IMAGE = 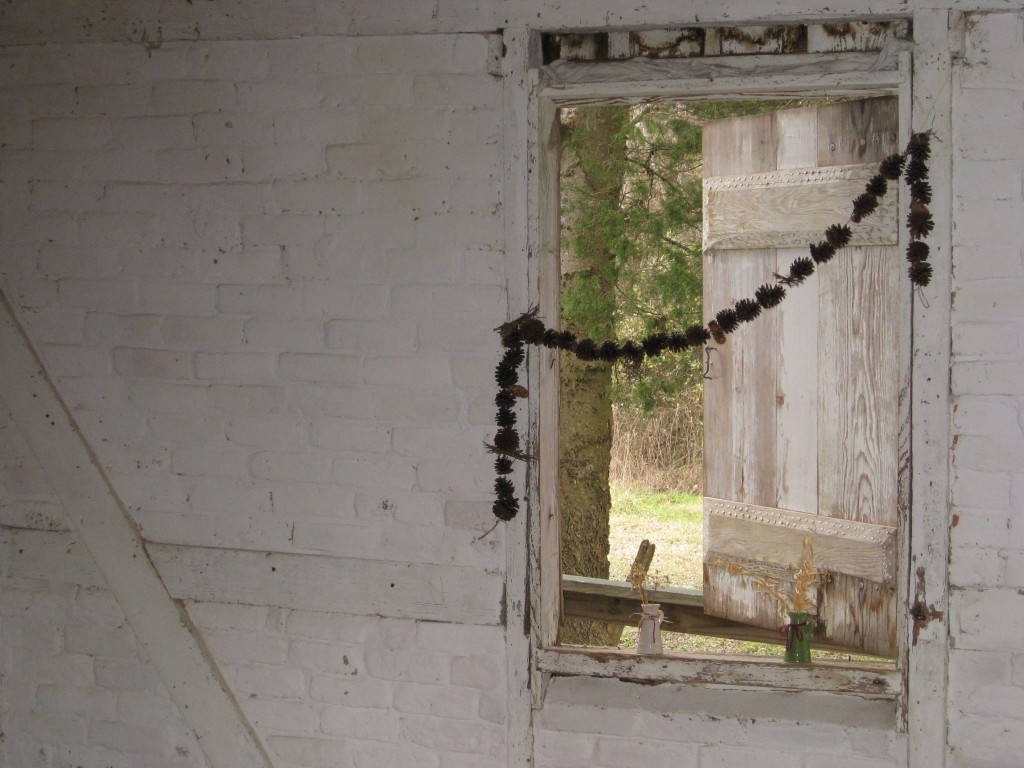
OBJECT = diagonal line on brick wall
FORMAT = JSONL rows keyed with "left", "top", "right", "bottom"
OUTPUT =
{"left": 0, "top": 285, "right": 274, "bottom": 768}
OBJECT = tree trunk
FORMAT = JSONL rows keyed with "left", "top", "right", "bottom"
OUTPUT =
{"left": 558, "top": 107, "right": 628, "bottom": 646}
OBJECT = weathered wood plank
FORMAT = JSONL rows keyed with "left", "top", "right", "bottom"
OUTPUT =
{"left": 703, "top": 164, "right": 899, "bottom": 251}
{"left": 536, "top": 647, "right": 900, "bottom": 697}
{"left": 817, "top": 245, "right": 900, "bottom": 526}
{"left": 148, "top": 543, "right": 504, "bottom": 626}
{"left": 705, "top": 498, "right": 897, "bottom": 582}
{"left": 702, "top": 99, "right": 902, "bottom": 657}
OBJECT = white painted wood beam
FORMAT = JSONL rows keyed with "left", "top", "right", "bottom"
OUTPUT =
{"left": 0, "top": 288, "right": 273, "bottom": 768}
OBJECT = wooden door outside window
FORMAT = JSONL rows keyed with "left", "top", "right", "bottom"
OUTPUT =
{"left": 702, "top": 98, "right": 904, "bottom": 657}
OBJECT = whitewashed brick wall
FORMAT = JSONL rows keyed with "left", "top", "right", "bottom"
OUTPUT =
{"left": 947, "top": 10, "right": 1024, "bottom": 768}
{"left": 3, "top": 3, "right": 1024, "bottom": 768}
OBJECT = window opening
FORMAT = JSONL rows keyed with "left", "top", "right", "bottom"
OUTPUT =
{"left": 551, "top": 97, "right": 906, "bottom": 663}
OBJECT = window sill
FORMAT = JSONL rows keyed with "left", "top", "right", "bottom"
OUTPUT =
{"left": 536, "top": 646, "right": 901, "bottom": 698}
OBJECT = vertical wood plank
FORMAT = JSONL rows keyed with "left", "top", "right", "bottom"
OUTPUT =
{"left": 503, "top": 28, "right": 537, "bottom": 768}
{"left": 775, "top": 246, "right": 819, "bottom": 514}
{"left": 818, "top": 245, "right": 900, "bottom": 527}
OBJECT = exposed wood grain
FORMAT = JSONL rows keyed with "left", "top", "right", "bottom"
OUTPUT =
{"left": 705, "top": 499, "right": 897, "bottom": 581}
{"left": 818, "top": 245, "right": 900, "bottom": 526}
{"left": 704, "top": 164, "right": 899, "bottom": 251}
{"left": 148, "top": 544, "right": 504, "bottom": 626}
{"left": 536, "top": 647, "right": 900, "bottom": 697}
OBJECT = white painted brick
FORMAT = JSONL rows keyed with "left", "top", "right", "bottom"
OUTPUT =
{"left": 233, "top": 664, "right": 308, "bottom": 699}
{"left": 185, "top": 600, "right": 268, "bottom": 631}
{"left": 185, "top": 43, "right": 271, "bottom": 81}
{"left": 241, "top": 697, "right": 319, "bottom": 735}
{"left": 262, "top": 482, "right": 356, "bottom": 520}
{"left": 952, "top": 321, "right": 1021, "bottom": 359}
{"left": 225, "top": 413, "right": 307, "bottom": 449}
{"left": 17, "top": 305, "right": 86, "bottom": 344}
{"left": 288, "top": 638, "right": 360, "bottom": 675}
{"left": 115, "top": 689, "right": 180, "bottom": 725}
{"left": 241, "top": 317, "right": 325, "bottom": 350}
{"left": 289, "top": 519, "right": 383, "bottom": 556}
{"left": 949, "top": 547, "right": 1005, "bottom": 587}
{"left": 208, "top": 383, "right": 288, "bottom": 412}
{"left": 351, "top": 741, "right": 441, "bottom": 768}
{"left": 950, "top": 510, "right": 1012, "bottom": 549}
{"left": 40, "top": 343, "right": 114, "bottom": 378}
{"left": 94, "top": 659, "right": 163, "bottom": 693}
{"left": 310, "top": 418, "right": 391, "bottom": 452}
{"left": 324, "top": 318, "right": 417, "bottom": 353}
{"left": 593, "top": 737, "right": 698, "bottom": 767}
{"left": 363, "top": 246, "right": 462, "bottom": 283}
{"left": 1002, "top": 549, "right": 1024, "bottom": 586}
{"left": 138, "top": 280, "right": 218, "bottom": 315}
{"left": 320, "top": 704, "right": 399, "bottom": 741}
{"left": 28, "top": 180, "right": 106, "bottom": 212}
{"left": 331, "top": 453, "right": 416, "bottom": 489}
{"left": 202, "top": 628, "right": 290, "bottom": 665}
{"left": 151, "top": 80, "right": 237, "bottom": 115}
{"left": 952, "top": 588, "right": 1024, "bottom": 651}
{"left": 267, "top": 735, "right": 351, "bottom": 768}
{"left": 161, "top": 315, "right": 246, "bottom": 347}
{"left": 113, "top": 115, "right": 196, "bottom": 148}
{"left": 250, "top": 451, "right": 333, "bottom": 483}
{"left": 302, "top": 281, "right": 390, "bottom": 317}
{"left": 399, "top": 714, "right": 503, "bottom": 757}
{"left": 279, "top": 352, "right": 362, "bottom": 385}
{"left": 217, "top": 283, "right": 304, "bottom": 314}
{"left": 84, "top": 313, "right": 163, "bottom": 345}
{"left": 392, "top": 681, "right": 480, "bottom": 719}
{"left": 309, "top": 673, "right": 392, "bottom": 708}
{"left": 449, "top": 654, "right": 501, "bottom": 691}
{"left": 948, "top": 714, "right": 1024, "bottom": 765}
{"left": 153, "top": 147, "right": 244, "bottom": 183}
{"left": 373, "top": 389, "right": 459, "bottom": 423}
{"left": 195, "top": 351, "right": 278, "bottom": 380}
{"left": 147, "top": 411, "right": 225, "bottom": 448}
{"left": 111, "top": 346, "right": 191, "bottom": 379}
{"left": 188, "top": 478, "right": 273, "bottom": 516}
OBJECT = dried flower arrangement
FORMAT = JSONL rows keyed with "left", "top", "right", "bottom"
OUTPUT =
{"left": 486, "top": 132, "right": 934, "bottom": 522}
{"left": 721, "top": 537, "right": 826, "bottom": 617}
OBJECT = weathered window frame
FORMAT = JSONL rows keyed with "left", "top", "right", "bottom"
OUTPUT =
{"left": 502, "top": 15, "right": 952, "bottom": 761}
{"left": 527, "top": 31, "right": 915, "bottom": 695}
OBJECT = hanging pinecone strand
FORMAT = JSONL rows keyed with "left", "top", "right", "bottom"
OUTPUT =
{"left": 755, "top": 283, "right": 786, "bottom": 309}
{"left": 556, "top": 331, "right": 577, "bottom": 351}
{"left": 541, "top": 329, "right": 560, "bottom": 348}
{"left": 495, "top": 360, "right": 518, "bottom": 388}
{"left": 734, "top": 298, "right": 762, "bottom": 323}
{"left": 777, "top": 256, "right": 815, "bottom": 286}
{"left": 910, "top": 180, "right": 932, "bottom": 205}
{"left": 684, "top": 324, "right": 711, "bottom": 347}
{"left": 598, "top": 340, "right": 620, "bottom": 362}
{"left": 825, "top": 223, "right": 853, "bottom": 248}
{"left": 641, "top": 333, "right": 669, "bottom": 357}
{"left": 851, "top": 193, "right": 879, "bottom": 223}
{"left": 907, "top": 131, "right": 931, "bottom": 162}
{"left": 909, "top": 261, "right": 933, "bottom": 287}
{"left": 518, "top": 316, "right": 546, "bottom": 345}
{"left": 879, "top": 153, "right": 906, "bottom": 180}
{"left": 715, "top": 308, "right": 740, "bottom": 335}
{"left": 575, "top": 338, "right": 598, "bottom": 361}
{"left": 906, "top": 241, "right": 930, "bottom": 263}
{"left": 495, "top": 389, "right": 515, "bottom": 408}
{"left": 492, "top": 426, "right": 520, "bottom": 454}
{"left": 708, "top": 320, "right": 727, "bottom": 345}
{"left": 666, "top": 332, "right": 690, "bottom": 352}
{"left": 492, "top": 496, "right": 518, "bottom": 521}
{"left": 908, "top": 202, "right": 934, "bottom": 239}
{"left": 810, "top": 241, "right": 836, "bottom": 264}
{"left": 619, "top": 340, "right": 645, "bottom": 366}
{"left": 904, "top": 159, "right": 929, "bottom": 185}
{"left": 494, "top": 456, "right": 514, "bottom": 475}
{"left": 866, "top": 174, "right": 888, "bottom": 197}
{"left": 496, "top": 407, "right": 516, "bottom": 428}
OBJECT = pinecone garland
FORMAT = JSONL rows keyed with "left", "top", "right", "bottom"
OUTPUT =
{"left": 708, "top": 320, "right": 727, "bottom": 345}
{"left": 641, "top": 333, "right": 669, "bottom": 357}
{"left": 851, "top": 193, "right": 879, "bottom": 223}
{"left": 907, "top": 132, "right": 931, "bottom": 162}
{"left": 575, "top": 338, "right": 598, "bottom": 360}
{"left": 684, "top": 324, "right": 711, "bottom": 346}
{"left": 494, "top": 456, "right": 514, "bottom": 475}
{"left": 879, "top": 154, "right": 906, "bottom": 180}
{"left": 906, "top": 241, "right": 930, "bottom": 263}
{"left": 810, "top": 241, "right": 837, "bottom": 264}
{"left": 866, "top": 175, "right": 888, "bottom": 197}
{"left": 755, "top": 283, "right": 786, "bottom": 309}
{"left": 904, "top": 159, "right": 929, "bottom": 184}
{"left": 715, "top": 308, "right": 740, "bottom": 334}
{"left": 735, "top": 298, "right": 762, "bottom": 322}
{"left": 825, "top": 223, "right": 853, "bottom": 248}
{"left": 492, "top": 497, "right": 519, "bottom": 520}
{"left": 909, "top": 261, "right": 933, "bottom": 287}
{"left": 496, "top": 407, "right": 516, "bottom": 427}
{"left": 908, "top": 202, "right": 935, "bottom": 239}
{"left": 910, "top": 180, "right": 932, "bottom": 205}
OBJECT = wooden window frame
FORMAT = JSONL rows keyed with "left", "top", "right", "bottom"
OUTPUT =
{"left": 513, "top": 33, "right": 940, "bottom": 714}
